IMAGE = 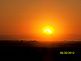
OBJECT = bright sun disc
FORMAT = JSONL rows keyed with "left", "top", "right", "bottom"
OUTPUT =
{"left": 43, "top": 28, "right": 52, "bottom": 34}
{"left": 42, "top": 25, "right": 54, "bottom": 35}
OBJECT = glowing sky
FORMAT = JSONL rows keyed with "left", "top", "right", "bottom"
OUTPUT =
{"left": 0, "top": 0, "right": 81, "bottom": 41}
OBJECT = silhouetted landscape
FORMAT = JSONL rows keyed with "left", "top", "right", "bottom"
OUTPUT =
{"left": 0, "top": 40, "right": 81, "bottom": 61}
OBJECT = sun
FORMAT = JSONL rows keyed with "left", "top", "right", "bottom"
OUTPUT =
{"left": 43, "top": 28, "right": 52, "bottom": 34}
{"left": 42, "top": 25, "right": 54, "bottom": 35}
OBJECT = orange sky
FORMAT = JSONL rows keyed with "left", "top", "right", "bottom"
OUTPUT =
{"left": 0, "top": 0, "right": 81, "bottom": 41}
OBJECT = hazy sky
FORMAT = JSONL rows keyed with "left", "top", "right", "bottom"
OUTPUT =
{"left": 0, "top": 0, "right": 81, "bottom": 41}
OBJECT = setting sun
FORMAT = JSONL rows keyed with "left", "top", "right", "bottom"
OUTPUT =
{"left": 43, "top": 28, "right": 52, "bottom": 34}
{"left": 42, "top": 25, "right": 54, "bottom": 36}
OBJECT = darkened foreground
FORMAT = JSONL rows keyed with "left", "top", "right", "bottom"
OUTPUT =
{"left": 0, "top": 40, "right": 81, "bottom": 61}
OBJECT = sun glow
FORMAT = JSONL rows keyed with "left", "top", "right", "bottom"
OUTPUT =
{"left": 42, "top": 25, "right": 55, "bottom": 36}
{"left": 44, "top": 28, "right": 52, "bottom": 34}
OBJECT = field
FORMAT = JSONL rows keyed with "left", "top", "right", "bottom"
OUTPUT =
{"left": 0, "top": 40, "right": 81, "bottom": 61}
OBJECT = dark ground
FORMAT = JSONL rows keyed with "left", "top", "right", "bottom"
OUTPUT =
{"left": 0, "top": 40, "right": 81, "bottom": 61}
